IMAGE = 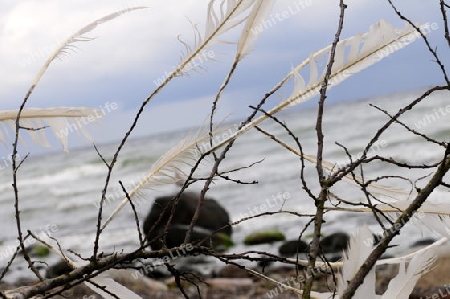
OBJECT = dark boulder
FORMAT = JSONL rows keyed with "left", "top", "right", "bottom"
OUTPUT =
{"left": 46, "top": 259, "right": 72, "bottom": 278}
{"left": 156, "top": 225, "right": 231, "bottom": 251}
{"left": 278, "top": 239, "right": 309, "bottom": 257}
{"left": 319, "top": 232, "right": 350, "bottom": 254}
{"left": 143, "top": 192, "right": 232, "bottom": 250}
{"left": 411, "top": 238, "right": 435, "bottom": 248}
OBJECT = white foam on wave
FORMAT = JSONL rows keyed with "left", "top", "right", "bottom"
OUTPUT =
{"left": 18, "top": 164, "right": 105, "bottom": 187}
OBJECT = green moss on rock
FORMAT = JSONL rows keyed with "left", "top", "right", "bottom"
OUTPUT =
{"left": 213, "top": 233, "right": 234, "bottom": 251}
{"left": 33, "top": 244, "right": 50, "bottom": 257}
{"left": 244, "top": 230, "right": 286, "bottom": 246}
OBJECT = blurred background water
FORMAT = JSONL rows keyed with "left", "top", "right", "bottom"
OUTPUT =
{"left": 0, "top": 88, "right": 449, "bottom": 281}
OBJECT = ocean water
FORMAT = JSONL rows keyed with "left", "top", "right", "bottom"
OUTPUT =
{"left": 0, "top": 88, "right": 449, "bottom": 281}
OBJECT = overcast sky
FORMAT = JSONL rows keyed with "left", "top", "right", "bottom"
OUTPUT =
{"left": 0, "top": 0, "right": 448, "bottom": 155}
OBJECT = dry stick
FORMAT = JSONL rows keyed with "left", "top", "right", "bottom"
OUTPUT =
{"left": 183, "top": 83, "right": 276, "bottom": 243}
{"left": 440, "top": 0, "right": 450, "bottom": 47}
{"left": 183, "top": 137, "right": 232, "bottom": 244}
{"left": 209, "top": 59, "right": 239, "bottom": 161}
{"left": 194, "top": 209, "right": 314, "bottom": 252}
{"left": 370, "top": 103, "right": 446, "bottom": 147}
{"left": 342, "top": 146, "right": 450, "bottom": 298}
{"left": 6, "top": 245, "right": 207, "bottom": 299}
{"left": 93, "top": 0, "right": 249, "bottom": 257}
{"left": 334, "top": 142, "right": 395, "bottom": 229}
{"left": 253, "top": 126, "right": 323, "bottom": 201}
{"left": 158, "top": 142, "right": 231, "bottom": 247}
{"left": 302, "top": 2, "right": 346, "bottom": 299}
{"left": 250, "top": 105, "right": 316, "bottom": 201}
{"left": 155, "top": 130, "right": 250, "bottom": 248}
{"left": 118, "top": 181, "right": 144, "bottom": 246}
{"left": 387, "top": 0, "right": 450, "bottom": 85}
{"left": 12, "top": 100, "right": 44, "bottom": 282}
{"left": 364, "top": 155, "right": 440, "bottom": 169}
{"left": 331, "top": 86, "right": 449, "bottom": 184}
{"left": 209, "top": 1, "right": 283, "bottom": 157}
{"left": 165, "top": 264, "right": 191, "bottom": 299}
{"left": 211, "top": 233, "right": 446, "bottom": 273}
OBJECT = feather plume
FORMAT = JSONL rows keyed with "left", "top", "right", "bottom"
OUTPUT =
{"left": 288, "top": 20, "right": 429, "bottom": 106}
{"left": 236, "top": 0, "right": 276, "bottom": 59}
{"left": 381, "top": 248, "right": 435, "bottom": 299}
{"left": 329, "top": 200, "right": 450, "bottom": 238}
{"left": 0, "top": 107, "right": 101, "bottom": 152}
{"left": 176, "top": 0, "right": 255, "bottom": 75}
{"left": 204, "top": 0, "right": 254, "bottom": 40}
{"left": 101, "top": 127, "right": 227, "bottom": 230}
{"left": 376, "top": 237, "right": 446, "bottom": 266}
{"left": 209, "top": 0, "right": 276, "bottom": 129}
{"left": 333, "top": 200, "right": 450, "bottom": 216}
{"left": 335, "top": 225, "right": 436, "bottom": 299}
{"left": 387, "top": 203, "right": 450, "bottom": 239}
{"left": 337, "top": 225, "right": 376, "bottom": 298}
{"left": 210, "top": 19, "right": 429, "bottom": 152}
{"left": 29, "top": 7, "right": 146, "bottom": 95}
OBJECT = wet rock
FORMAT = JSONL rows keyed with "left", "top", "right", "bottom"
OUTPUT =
{"left": 278, "top": 239, "right": 309, "bottom": 257}
{"left": 46, "top": 259, "right": 72, "bottom": 278}
{"left": 153, "top": 225, "right": 232, "bottom": 252}
{"left": 319, "top": 232, "right": 349, "bottom": 253}
{"left": 143, "top": 192, "right": 232, "bottom": 250}
{"left": 411, "top": 238, "right": 435, "bottom": 248}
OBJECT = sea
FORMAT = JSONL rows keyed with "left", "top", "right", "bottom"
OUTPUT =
{"left": 0, "top": 87, "right": 449, "bottom": 282}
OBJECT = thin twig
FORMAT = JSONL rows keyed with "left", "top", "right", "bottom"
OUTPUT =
{"left": 303, "top": 2, "right": 346, "bottom": 298}
{"left": 387, "top": 0, "right": 449, "bottom": 84}
{"left": 119, "top": 181, "right": 144, "bottom": 246}
{"left": 440, "top": 0, "right": 450, "bottom": 47}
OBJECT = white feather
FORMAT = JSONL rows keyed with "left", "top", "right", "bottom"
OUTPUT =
{"left": 178, "top": 0, "right": 255, "bottom": 75}
{"left": 368, "top": 201, "right": 450, "bottom": 216}
{"left": 381, "top": 247, "right": 435, "bottom": 299}
{"left": 205, "top": 0, "right": 253, "bottom": 38}
{"left": 86, "top": 277, "right": 143, "bottom": 299}
{"left": 351, "top": 201, "right": 450, "bottom": 238}
{"left": 288, "top": 20, "right": 429, "bottom": 106}
{"left": 236, "top": 0, "right": 276, "bottom": 59}
{"left": 0, "top": 107, "right": 101, "bottom": 152}
{"left": 210, "top": 19, "right": 427, "bottom": 152}
{"left": 376, "top": 237, "right": 446, "bottom": 266}
{"left": 30, "top": 7, "right": 146, "bottom": 93}
{"left": 338, "top": 225, "right": 376, "bottom": 298}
